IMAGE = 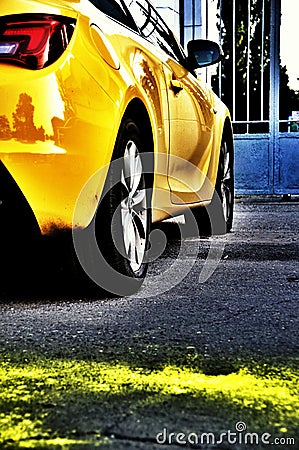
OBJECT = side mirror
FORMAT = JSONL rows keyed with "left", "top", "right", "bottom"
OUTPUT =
{"left": 187, "top": 39, "right": 222, "bottom": 69}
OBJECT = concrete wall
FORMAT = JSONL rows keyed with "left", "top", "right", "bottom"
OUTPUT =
{"left": 153, "top": 0, "right": 180, "bottom": 38}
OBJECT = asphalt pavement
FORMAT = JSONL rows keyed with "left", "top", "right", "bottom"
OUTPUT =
{"left": 0, "top": 196, "right": 298, "bottom": 449}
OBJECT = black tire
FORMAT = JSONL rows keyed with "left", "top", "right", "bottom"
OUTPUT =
{"left": 192, "top": 133, "right": 234, "bottom": 235}
{"left": 95, "top": 117, "right": 151, "bottom": 295}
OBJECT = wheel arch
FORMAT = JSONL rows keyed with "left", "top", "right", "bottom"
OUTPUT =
{"left": 222, "top": 116, "right": 235, "bottom": 193}
{"left": 120, "top": 98, "right": 155, "bottom": 188}
{"left": 222, "top": 116, "right": 234, "bottom": 156}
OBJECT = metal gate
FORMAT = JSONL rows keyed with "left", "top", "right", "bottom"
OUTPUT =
{"left": 227, "top": 0, "right": 299, "bottom": 195}
{"left": 158, "top": 0, "right": 299, "bottom": 195}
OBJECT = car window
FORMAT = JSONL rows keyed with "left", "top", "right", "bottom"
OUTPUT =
{"left": 126, "top": 0, "right": 185, "bottom": 62}
{"left": 89, "top": 0, "right": 137, "bottom": 30}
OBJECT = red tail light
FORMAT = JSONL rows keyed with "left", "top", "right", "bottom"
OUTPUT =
{"left": 0, "top": 14, "right": 76, "bottom": 69}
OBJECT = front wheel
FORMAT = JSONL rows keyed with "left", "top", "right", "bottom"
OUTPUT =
{"left": 192, "top": 134, "right": 234, "bottom": 235}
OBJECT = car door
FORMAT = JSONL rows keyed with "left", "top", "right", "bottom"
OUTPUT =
{"left": 163, "top": 57, "right": 216, "bottom": 204}
{"left": 126, "top": 0, "right": 216, "bottom": 205}
{"left": 125, "top": 0, "right": 215, "bottom": 204}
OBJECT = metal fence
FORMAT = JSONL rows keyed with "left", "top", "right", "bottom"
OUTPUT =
{"left": 213, "top": 0, "right": 299, "bottom": 193}
{"left": 156, "top": 0, "right": 299, "bottom": 193}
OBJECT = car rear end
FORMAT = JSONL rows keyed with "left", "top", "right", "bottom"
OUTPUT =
{"left": 0, "top": 0, "right": 118, "bottom": 242}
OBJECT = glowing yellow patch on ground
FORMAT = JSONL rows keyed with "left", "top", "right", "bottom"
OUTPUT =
{"left": 0, "top": 358, "right": 297, "bottom": 447}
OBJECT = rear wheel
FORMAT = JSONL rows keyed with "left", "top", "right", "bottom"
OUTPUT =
{"left": 95, "top": 118, "right": 151, "bottom": 294}
{"left": 192, "top": 133, "right": 234, "bottom": 235}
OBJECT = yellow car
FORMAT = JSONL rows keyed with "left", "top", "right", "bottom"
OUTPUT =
{"left": 0, "top": 0, "right": 234, "bottom": 294}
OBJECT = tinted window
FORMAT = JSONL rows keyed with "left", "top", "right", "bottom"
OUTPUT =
{"left": 89, "top": 0, "right": 137, "bottom": 30}
{"left": 126, "top": 0, "right": 184, "bottom": 62}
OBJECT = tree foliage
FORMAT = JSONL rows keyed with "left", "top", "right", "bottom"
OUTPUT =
{"left": 212, "top": 0, "right": 299, "bottom": 131}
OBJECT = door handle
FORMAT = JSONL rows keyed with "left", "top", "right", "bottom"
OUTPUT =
{"left": 170, "top": 79, "right": 183, "bottom": 94}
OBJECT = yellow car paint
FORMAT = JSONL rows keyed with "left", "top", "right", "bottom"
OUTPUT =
{"left": 0, "top": 0, "right": 231, "bottom": 234}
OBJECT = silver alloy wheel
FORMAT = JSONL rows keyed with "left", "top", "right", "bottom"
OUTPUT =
{"left": 120, "top": 140, "right": 147, "bottom": 273}
{"left": 220, "top": 141, "right": 233, "bottom": 223}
